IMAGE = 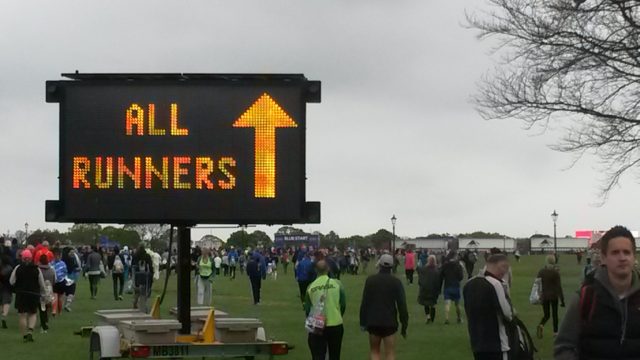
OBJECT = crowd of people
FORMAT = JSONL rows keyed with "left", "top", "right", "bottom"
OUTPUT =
{"left": 1, "top": 225, "right": 637, "bottom": 360}
{"left": 0, "top": 238, "right": 161, "bottom": 341}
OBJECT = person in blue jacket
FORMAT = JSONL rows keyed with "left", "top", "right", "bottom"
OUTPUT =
{"left": 295, "top": 252, "right": 316, "bottom": 303}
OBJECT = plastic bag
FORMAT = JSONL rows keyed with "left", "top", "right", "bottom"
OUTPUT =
{"left": 305, "top": 297, "right": 326, "bottom": 335}
{"left": 529, "top": 278, "right": 542, "bottom": 305}
{"left": 305, "top": 278, "right": 331, "bottom": 334}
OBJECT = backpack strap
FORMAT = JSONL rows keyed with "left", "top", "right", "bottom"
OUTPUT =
{"left": 515, "top": 316, "right": 538, "bottom": 355}
{"left": 579, "top": 284, "right": 597, "bottom": 324}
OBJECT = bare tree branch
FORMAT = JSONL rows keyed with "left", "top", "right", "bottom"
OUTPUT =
{"left": 468, "top": 0, "right": 640, "bottom": 201}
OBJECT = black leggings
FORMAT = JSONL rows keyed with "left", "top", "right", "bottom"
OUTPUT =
{"left": 424, "top": 305, "right": 436, "bottom": 321}
{"left": 308, "top": 324, "right": 343, "bottom": 360}
{"left": 39, "top": 305, "right": 49, "bottom": 330}
{"left": 540, "top": 299, "right": 559, "bottom": 332}
{"left": 405, "top": 269, "right": 414, "bottom": 284}
{"left": 89, "top": 275, "right": 101, "bottom": 298}
{"left": 250, "top": 277, "right": 261, "bottom": 304}
{"left": 298, "top": 281, "right": 312, "bottom": 303}
{"left": 112, "top": 273, "right": 124, "bottom": 299}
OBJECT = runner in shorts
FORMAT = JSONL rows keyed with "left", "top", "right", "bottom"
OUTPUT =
{"left": 360, "top": 254, "right": 409, "bottom": 360}
{"left": 440, "top": 251, "right": 464, "bottom": 324}
{"left": 51, "top": 248, "right": 68, "bottom": 315}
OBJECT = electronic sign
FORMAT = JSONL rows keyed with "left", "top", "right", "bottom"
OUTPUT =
{"left": 45, "top": 74, "right": 321, "bottom": 225}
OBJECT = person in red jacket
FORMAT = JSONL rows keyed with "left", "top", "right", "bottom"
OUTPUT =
{"left": 404, "top": 249, "right": 416, "bottom": 285}
{"left": 33, "top": 241, "right": 54, "bottom": 266}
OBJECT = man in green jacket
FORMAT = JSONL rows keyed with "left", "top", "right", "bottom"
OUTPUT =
{"left": 304, "top": 259, "right": 346, "bottom": 360}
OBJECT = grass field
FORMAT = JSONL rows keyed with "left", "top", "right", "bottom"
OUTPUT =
{"left": 0, "top": 254, "right": 584, "bottom": 359}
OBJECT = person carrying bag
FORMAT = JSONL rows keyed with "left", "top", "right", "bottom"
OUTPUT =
{"left": 303, "top": 259, "right": 346, "bottom": 360}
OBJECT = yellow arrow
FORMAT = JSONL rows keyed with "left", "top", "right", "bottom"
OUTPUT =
{"left": 233, "top": 93, "right": 298, "bottom": 198}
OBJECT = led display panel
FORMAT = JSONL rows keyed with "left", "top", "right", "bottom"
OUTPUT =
{"left": 46, "top": 74, "right": 320, "bottom": 224}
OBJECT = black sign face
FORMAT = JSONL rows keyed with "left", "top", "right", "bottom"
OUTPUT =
{"left": 46, "top": 74, "right": 320, "bottom": 224}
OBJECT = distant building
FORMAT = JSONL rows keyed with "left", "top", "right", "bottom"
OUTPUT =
{"left": 399, "top": 237, "right": 451, "bottom": 251}
{"left": 531, "top": 237, "right": 588, "bottom": 253}
{"left": 195, "top": 235, "right": 224, "bottom": 250}
{"left": 458, "top": 238, "right": 516, "bottom": 252}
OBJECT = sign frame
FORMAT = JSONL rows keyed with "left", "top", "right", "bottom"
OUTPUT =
{"left": 45, "top": 73, "right": 321, "bottom": 225}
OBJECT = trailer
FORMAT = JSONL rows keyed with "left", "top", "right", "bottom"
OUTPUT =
{"left": 87, "top": 305, "right": 290, "bottom": 360}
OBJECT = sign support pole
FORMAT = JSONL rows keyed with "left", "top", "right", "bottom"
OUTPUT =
{"left": 177, "top": 225, "right": 192, "bottom": 334}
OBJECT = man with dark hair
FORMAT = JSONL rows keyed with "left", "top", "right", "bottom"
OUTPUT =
{"left": 555, "top": 225, "right": 640, "bottom": 360}
{"left": 463, "top": 254, "right": 513, "bottom": 360}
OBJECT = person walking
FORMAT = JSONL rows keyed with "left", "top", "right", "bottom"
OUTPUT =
{"left": 196, "top": 247, "right": 214, "bottom": 306}
{"left": 246, "top": 254, "right": 263, "bottom": 305}
{"left": 440, "top": 251, "right": 464, "bottom": 324}
{"left": 304, "top": 260, "right": 346, "bottom": 360}
{"left": 131, "top": 245, "right": 154, "bottom": 313}
{"left": 463, "top": 253, "right": 513, "bottom": 360}
{"left": 463, "top": 250, "right": 478, "bottom": 278}
{"left": 418, "top": 255, "right": 441, "bottom": 324}
{"left": 108, "top": 247, "right": 125, "bottom": 301}
{"left": 51, "top": 248, "right": 68, "bottom": 315}
{"left": 536, "top": 255, "right": 564, "bottom": 339}
{"left": 85, "top": 246, "right": 104, "bottom": 299}
{"left": 282, "top": 251, "right": 290, "bottom": 275}
{"left": 228, "top": 247, "right": 238, "bottom": 280}
{"left": 404, "top": 249, "right": 416, "bottom": 285}
{"left": 37, "top": 254, "right": 55, "bottom": 332}
{"left": 360, "top": 254, "right": 408, "bottom": 360}
{"left": 361, "top": 250, "right": 370, "bottom": 275}
{"left": 213, "top": 252, "right": 222, "bottom": 276}
{"left": 0, "top": 250, "right": 14, "bottom": 328}
{"left": 555, "top": 226, "right": 640, "bottom": 360}
{"left": 33, "top": 241, "right": 53, "bottom": 266}
{"left": 61, "top": 247, "right": 80, "bottom": 311}
{"left": 296, "top": 252, "right": 316, "bottom": 303}
{"left": 10, "top": 250, "right": 45, "bottom": 342}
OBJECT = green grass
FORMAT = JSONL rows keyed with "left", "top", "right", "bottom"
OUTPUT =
{"left": 0, "top": 255, "right": 583, "bottom": 359}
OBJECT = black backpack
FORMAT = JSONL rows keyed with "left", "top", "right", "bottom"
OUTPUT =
{"left": 507, "top": 316, "right": 537, "bottom": 360}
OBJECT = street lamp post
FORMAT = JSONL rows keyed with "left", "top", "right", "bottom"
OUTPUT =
{"left": 551, "top": 210, "right": 559, "bottom": 261}
{"left": 24, "top": 222, "right": 29, "bottom": 244}
{"left": 391, "top": 215, "right": 397, "bottom": 255}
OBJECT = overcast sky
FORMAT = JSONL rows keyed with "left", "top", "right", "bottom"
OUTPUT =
{"left": 1, "top": 0, "right": 638, "bottom": 242}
